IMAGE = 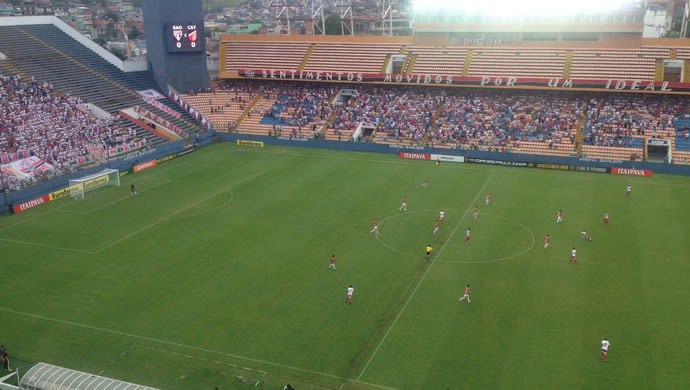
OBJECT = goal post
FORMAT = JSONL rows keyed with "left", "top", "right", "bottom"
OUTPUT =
{"left": 69, "top": 168, "right": 120, "bottom": 199}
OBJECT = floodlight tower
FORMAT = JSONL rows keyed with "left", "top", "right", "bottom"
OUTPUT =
{"left": 268, "top": 0, "right": 292, "bottom": 34}
{"left": 302, "top": 0, "right": 326, "bottom": 35}
{"left": 682, "top": 0, "right": 690, "bottom": 37}
{"left": 376, "top": 0, "right": 394, "bottom": 36}
{"left": 333, "top": 0, "right": 355, "bottom": 35}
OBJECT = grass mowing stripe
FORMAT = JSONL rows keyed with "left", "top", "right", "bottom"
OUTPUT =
{"left": 95, "top": 170, "right": 266, "bottom": 253}
{"left": 356, "top": 169, "right": 496, "bottom": 380}
{"left": 0, "top": 306, "right": 399, "bottom": 390}
{"left": 0, "top": 306, "right": 343, "bottom": 382}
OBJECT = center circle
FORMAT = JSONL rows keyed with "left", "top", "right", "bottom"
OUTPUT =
{"left": 376, "top": 209, "right": 535, "bottom": 264}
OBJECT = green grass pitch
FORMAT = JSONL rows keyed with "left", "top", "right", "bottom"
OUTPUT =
{"left": 1, "top": 143, "right": 690, "bottom": 389}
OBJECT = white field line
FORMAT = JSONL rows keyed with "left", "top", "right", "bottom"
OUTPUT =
{"left": 0, "top": 198, "right": 75, "bottom": 233}
{"left": 58, "top": 179, "right": 172, "bottom": 215}
{"left": 131, "top": 344, "right": 268, "bottom": 375}
{"left": 357, "top": 170, "right": 496, "bottom": 380}
{"left": 0, "top": 173, "right": 261, "bottom": 255}
{"left": 374, "top": 208, "right": 460, "bottom": 260}
{"left": 94, "top": 170, "right": 266, "bottom": 253}
{"left": 437, "top": 213, "right": 536, "bottom": 264}
{"left": 0, "top": 237, "right": 94, "bottom": 254}
{"left": 0, "top": 306, "right": 397, "bottom": 390}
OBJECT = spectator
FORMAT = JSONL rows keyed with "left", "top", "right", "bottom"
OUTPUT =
{"left": 1, "top": 72, "right": 143, "bottom": 192}
{"left": 0, "top": 345, "right": 9, "bottom": 372}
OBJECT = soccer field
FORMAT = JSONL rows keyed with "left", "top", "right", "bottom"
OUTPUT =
{"left": 1, "top": 143, "right": 689, "bottom": 390}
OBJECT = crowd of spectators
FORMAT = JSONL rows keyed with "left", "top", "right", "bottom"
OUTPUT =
{"left": 203, "top": 81, "right": 690, "bottom": 152}
{"left": 584, "top": 95, "right": 690, "bottom": 147}
{"left": 204, "top": 80, "right": 336, "bottom": 138}
{"left": 263, "top": 84, "right": 335, "bottom": 129}
{"left": 0, "top": 73, "right": 141, "bottom": 192}
{"left": 332, "top": 87, "right": 442, "bottom": 143}
{"left": 432, "top": 91, "right": 583, "bottom": 150}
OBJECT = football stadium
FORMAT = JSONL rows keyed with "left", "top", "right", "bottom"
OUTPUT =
{"left": 1, "top": 0, "right": 690, "bottom": 389}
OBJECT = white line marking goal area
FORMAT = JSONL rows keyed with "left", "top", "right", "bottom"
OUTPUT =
{"left": 0, "top": 171, "right": 265, "bottom": 255}
{"left": 357, "top": 170, "right": 496, "bottom": 380}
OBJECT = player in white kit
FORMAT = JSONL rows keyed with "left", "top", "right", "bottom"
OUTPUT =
{"left": 601, "top": 338, "right": 610, "bottom": 362}
{"left": 346, "top": 285, "right": 354, "bottom": 304}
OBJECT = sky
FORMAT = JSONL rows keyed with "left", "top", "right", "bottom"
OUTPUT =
{"left": 412, "top": 0, "right": 639, "bottom": 16}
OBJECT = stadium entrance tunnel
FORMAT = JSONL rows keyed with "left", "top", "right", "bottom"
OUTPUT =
{"left": 19, "top": 362, "right": 159, "bottom": 390}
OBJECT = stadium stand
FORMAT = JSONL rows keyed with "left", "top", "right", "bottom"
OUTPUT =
{"left": 583, "top": 95, "right": 689, "bottom": 155}
{"left": 220, "top": 36, "right": 683, "bottom": 83}
{"left": 0, "top": 24, "right": 202, "bottom": 138}
{"left": 569, "top": 49, "right": 656, "bottom": 80}
{"left": 224, "top": 41, "right": 312, "bottom": 71}
{"left": 192, "top": 78, "right": 690, "bottom": 164}
{"left": 467, "top": 48, "right": 567, "bottom": 78}
{"left": 673, "top": 118, "right": 690, "bottom": 163}
{"left": 433, "top": 90, "right": 582, "bottom": 156}
{"left": 406, "top": 46, "right": 467, "bottom": 76}
{"left": 0, "top": 23, "right": 213, "bottom": 193}
{"left": 303, "top": 42, "right": 402, "bottom": 73}
{"left": 0, "top": 73, "right": 146, "bottom": 191}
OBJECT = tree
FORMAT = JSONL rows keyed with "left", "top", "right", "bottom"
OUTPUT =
{"left": 128, "top": 26, "right": 141, "bottom": 40}
{"left": 103, "top": 23, "right": 117, "bottom": 41}
{"left": 105, "top": 12, "right": 119, "bottom": 22}
{"left": 324, "top": 13, "right": 342, "bottom": 35}
{"left": 110, "top": 47, "right": 127, "bottom": 61}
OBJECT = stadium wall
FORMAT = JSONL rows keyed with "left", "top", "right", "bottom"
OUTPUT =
{"left": 217, "top": 133, "right": 690, "bottom": 175}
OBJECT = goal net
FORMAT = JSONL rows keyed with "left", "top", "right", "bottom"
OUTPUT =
{"left": 69, "top": 168, "right": 120, "bottom": 199}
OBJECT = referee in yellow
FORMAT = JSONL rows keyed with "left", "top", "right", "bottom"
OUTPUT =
{"left": 425, "top": 244, "right": 433, "bottom": 261}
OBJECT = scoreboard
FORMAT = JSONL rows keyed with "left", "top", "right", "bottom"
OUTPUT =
{"left": 144, "top": 0, "right": 209, "bottom": 92}
{"left": 166, "top": 23, "right": 202, "bottom": 52}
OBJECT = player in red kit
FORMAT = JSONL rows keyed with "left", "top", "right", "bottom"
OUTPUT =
{"left": 399, "top": 196, "right": 408, "bottom": 212}
{"left": 556, "top": 209, "right": 563, "bottom": 224}
{"left": 472, "top": 207, "right": 479, "bottom": 220}
{"left": 432, "top": 219, "right": 440, "bottom": 235}
{"left": 370, "top": 218, "right": 380, "bottom": 235}
{"left": 328, "top": 254, "right": 336, "bottom": 271}
{"left": 422, "top": 176, "right": 429, "bottom": 188}
{"left": 544, "top": 234, "right": 550, "bottom": 248}
{"left": 458, "top": 284, "right": 472, "bottom": 303}
{"left": 485, "top": 193, "right": 492, "bottom": 206}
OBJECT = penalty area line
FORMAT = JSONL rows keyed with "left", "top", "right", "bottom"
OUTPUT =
{"left": 0, "top": 237, "right": 95, "bottom": 255}
{"left": 95, "top": 170, "right": 266, "bottom": 253}
{"left": 356, "top": 169, "right": 496, "bottom": 381}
